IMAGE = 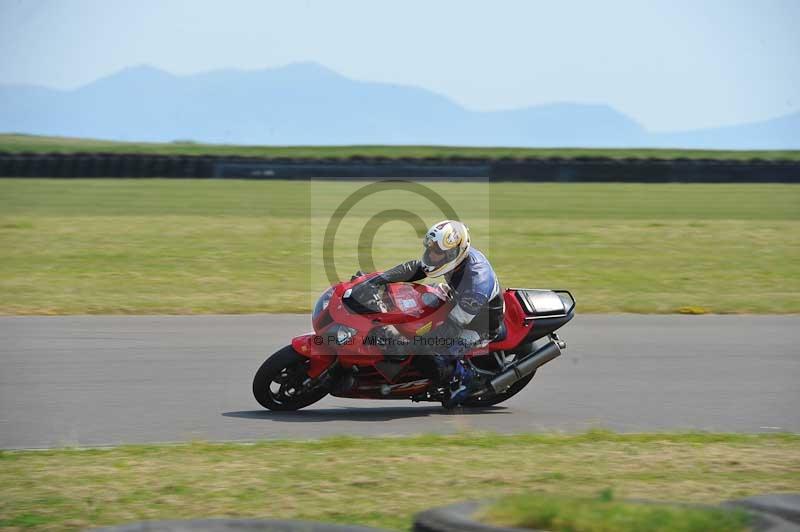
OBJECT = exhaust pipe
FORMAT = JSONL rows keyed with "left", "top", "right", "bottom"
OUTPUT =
{"left": 489, "top": 340, "right": 562, "bottom": 393}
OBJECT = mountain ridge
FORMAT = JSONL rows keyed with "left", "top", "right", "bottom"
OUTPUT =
{"left": 1, "top": 62, "right": 797, "bottom": 149}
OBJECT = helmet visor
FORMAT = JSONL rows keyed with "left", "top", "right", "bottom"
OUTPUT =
{"left": 422, "top": 236, "right": 459, "bottom": 270}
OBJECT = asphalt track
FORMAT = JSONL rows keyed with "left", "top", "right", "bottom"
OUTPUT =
{"left": 1, "top": 314, "right": 798, "bottom": 449}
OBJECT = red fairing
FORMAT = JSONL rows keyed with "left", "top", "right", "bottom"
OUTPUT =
{"left": 291, "top": 334, "right": 335, "bottom": 378}
{"left": 485, "top": 291, "right": 533, "bottom": 352}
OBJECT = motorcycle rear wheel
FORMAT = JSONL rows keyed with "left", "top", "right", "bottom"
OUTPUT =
{"left": 253, "top": 345, "right": 329, "bottom": 411}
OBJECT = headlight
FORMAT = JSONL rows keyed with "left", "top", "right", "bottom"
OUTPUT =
{"left": 312, "top": 287, "right": 334, "bottom": 322}
{"left": 335, "top": 325, "right": 357, "bottom": 345}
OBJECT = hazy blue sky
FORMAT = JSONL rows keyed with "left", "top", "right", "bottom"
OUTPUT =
{"left": 1, "top": 0, "right": 798, "bottom": 131}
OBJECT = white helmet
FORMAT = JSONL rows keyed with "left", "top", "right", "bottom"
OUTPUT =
{"left": 421, "top": 220, "right": 470, "bottom": 277}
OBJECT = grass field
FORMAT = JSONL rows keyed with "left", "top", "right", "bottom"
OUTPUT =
{"left": 1, "top": 179, "right": 798, "bottom": 314}
{"left": 2, "top": 133, "right": 800, "bottom": 160}
{"left": 0, "top": 432, "right": 797, "bottom": 531}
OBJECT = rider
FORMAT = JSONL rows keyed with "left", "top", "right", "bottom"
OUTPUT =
{"left": 352, "top": 220, "right": 504, "bottom": 407}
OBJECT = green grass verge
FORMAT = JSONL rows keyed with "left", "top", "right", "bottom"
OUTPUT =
{"left": 0, "top": 432, "right": 797, "bottom": 531}
{"left": 2, "top": 133, "right": 800, "bottom": 160}
{"left": 477, "top": 491, "right": 751, "bottom": 531}
{"left": 1, "top": 179, "right": 798, "bottom": 314}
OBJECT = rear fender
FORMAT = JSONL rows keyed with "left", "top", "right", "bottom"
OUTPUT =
{"left": 291, "top": 333, "right": 336, "bottom": 378}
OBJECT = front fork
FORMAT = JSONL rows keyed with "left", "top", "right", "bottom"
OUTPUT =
{"left": 301, "top": 359, "right": 340, "bottom": 393}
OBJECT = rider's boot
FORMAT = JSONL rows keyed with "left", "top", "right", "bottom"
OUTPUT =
{"left": 441, "top": 359, "right": 477, "bottom": 409}
{"left": 432, "top": 355, "right": 455, "bottom": 382}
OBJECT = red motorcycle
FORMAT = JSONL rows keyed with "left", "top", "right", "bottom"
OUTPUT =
{"left": 253, "top": 274, "right": 575, "bottom": 410}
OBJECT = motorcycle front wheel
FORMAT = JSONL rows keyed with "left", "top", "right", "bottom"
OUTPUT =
{"left": 252, "top": 345, "right": 329, "bottom": 411}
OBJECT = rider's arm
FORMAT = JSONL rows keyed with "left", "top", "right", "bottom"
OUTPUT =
{"left": 372, "top": 259, "right": 426, "bottom": 284}
{"left": 421, "top": 289, "right": 487, "bottom": 342}
{"left": 351, "top": 260, "right": 426, "bottom": 305}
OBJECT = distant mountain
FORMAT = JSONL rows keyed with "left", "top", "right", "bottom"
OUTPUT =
{"left": 1, "top": 62, "right": 797, "bottom": 148}
{"left": 654, "top": 111, "right": 800, "bottom": 150}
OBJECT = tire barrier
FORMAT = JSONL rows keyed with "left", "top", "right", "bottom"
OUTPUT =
{"left": 413, "top": 501, "right": 521, "bottom": 532}
{"left": 726, "top": 494, "right": 800, "bottom": 528}
{"left": 412, "top": 495, "right": 800, "bottom": 532}
{"left": 490, "top": 157, "right": 800, "bottom": 183}
{"left": 1, "top": 153, "right": 799, "bottom": 182}
{"left": 90, "top": 518, "right": 389, "bottom": 531}
{"left": 83, "top": 494, "right": 800, "bottom": 531}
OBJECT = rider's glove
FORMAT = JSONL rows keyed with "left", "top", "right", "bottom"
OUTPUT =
{"left": 350, "top": 275, "right": 386, "bottom": 308}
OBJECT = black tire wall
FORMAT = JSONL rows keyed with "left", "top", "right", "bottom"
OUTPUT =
{"left": 1, "top": 153, "right": 798, "bottom": 182}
